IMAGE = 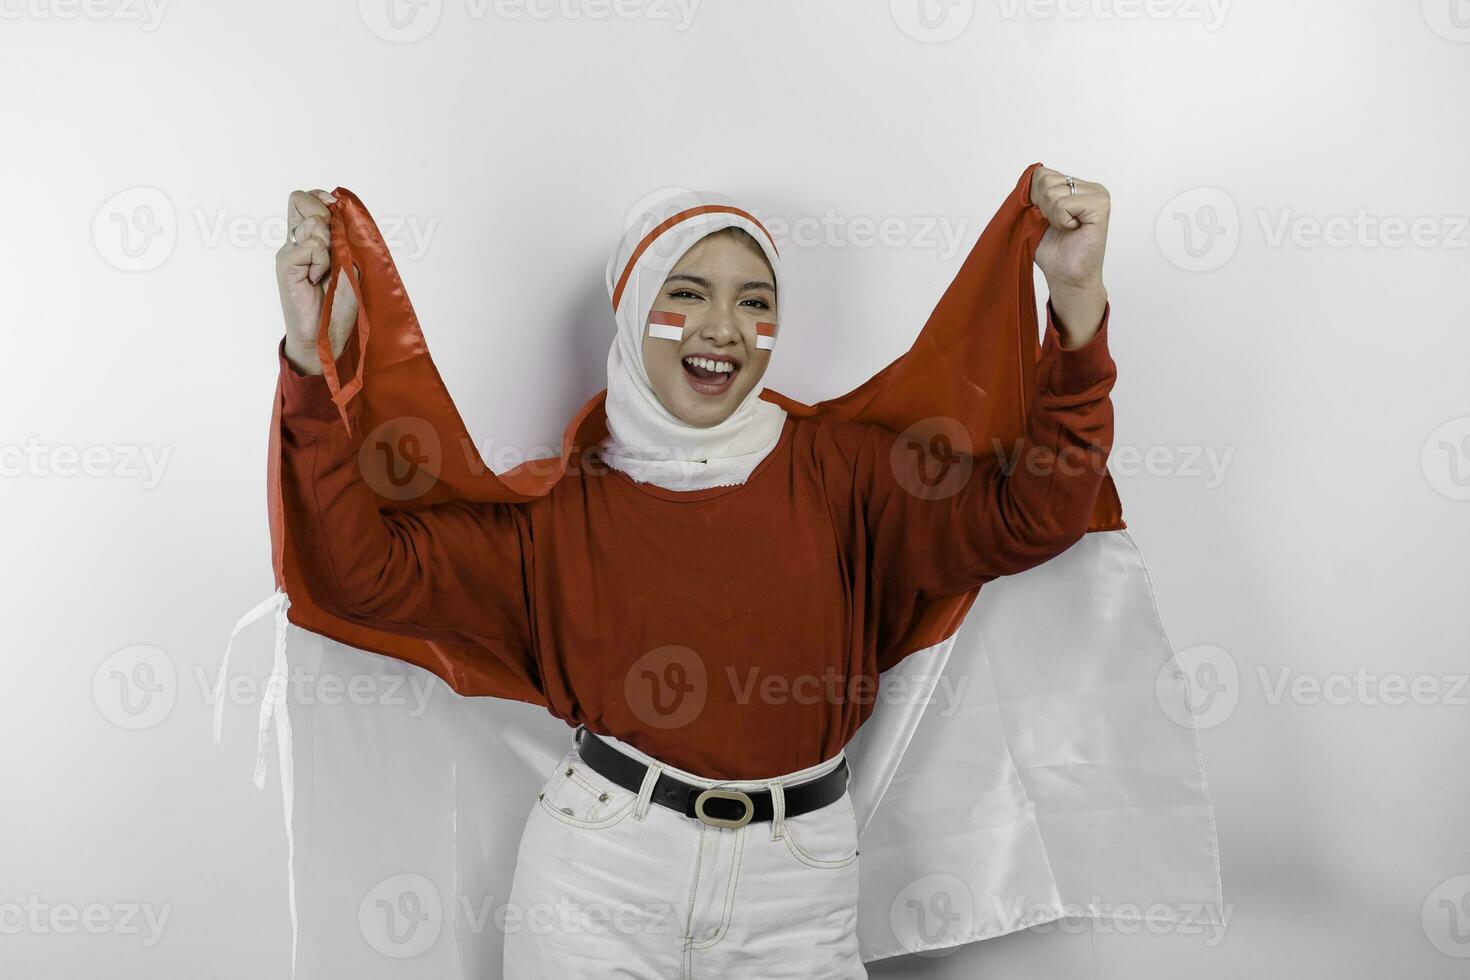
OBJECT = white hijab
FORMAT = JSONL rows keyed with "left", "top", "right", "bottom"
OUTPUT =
{"left": 596, "top": 190, "right": 789, "bottom": 491}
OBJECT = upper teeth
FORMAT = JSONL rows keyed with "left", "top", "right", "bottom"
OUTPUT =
{"left": 685, "top": 356, "right": 734, "bottom": 374}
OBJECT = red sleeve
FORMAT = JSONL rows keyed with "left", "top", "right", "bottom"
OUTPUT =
{"left": 276, "top": 334, "right": 541, "bottom": 686}
{"left": 818, "top": 300, "right": 1117, "bottom": 606}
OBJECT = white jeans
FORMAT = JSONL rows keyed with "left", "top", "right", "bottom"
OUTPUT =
{"left": 502, "top": 730, "right": 867, "bottom": 979}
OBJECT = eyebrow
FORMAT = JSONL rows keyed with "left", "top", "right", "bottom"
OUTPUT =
{"left": 664, "top": 273, "right": 775, "bottom": 293}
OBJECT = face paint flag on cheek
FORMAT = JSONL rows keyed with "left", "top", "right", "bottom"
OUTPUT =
{"left": 755, "top": 321, "right": 778, "bottom": 352}
{"left": 647, "top": 309, "right": 686, "bottom": 342}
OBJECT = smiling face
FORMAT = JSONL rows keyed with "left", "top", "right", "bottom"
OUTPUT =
{"left": 642, "top": 228, "right": 776, "bottom": 428}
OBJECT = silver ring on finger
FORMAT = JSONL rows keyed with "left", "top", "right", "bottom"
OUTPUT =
{"left": 1065, "top": 176, "right": 1077, "bottom": 196}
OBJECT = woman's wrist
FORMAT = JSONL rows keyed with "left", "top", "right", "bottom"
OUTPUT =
{"left": 283, "top": 340, "right": 324, "bottom": 376}
{"left": 1045, "top": 279, "right": 1108, "bottom": 348}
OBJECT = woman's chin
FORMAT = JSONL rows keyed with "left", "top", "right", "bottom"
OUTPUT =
{"left": 668, "top": 392, "right": 737, "bottom": 428}
{"left": 677, "top": 403, "right": 731, "bottom": 428}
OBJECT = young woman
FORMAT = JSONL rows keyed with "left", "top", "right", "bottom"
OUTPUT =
{"left": 272, "top": 167, "right": 1115, "bottom": 977}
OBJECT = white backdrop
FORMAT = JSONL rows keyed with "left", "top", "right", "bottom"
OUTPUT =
{"left": 3, "top": 2, "right": 1468, "bottom": 977}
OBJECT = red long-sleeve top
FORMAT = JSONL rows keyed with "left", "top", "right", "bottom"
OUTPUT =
{"left": 277, "top": 302, "right": 1117, "bottom": 779}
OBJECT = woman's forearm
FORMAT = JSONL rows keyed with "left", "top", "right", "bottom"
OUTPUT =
{"left": 274, "top": 338, "right": 538, "bottom": 658}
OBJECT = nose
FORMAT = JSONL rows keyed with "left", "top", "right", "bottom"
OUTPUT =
{"left": 699, "top": 301, "right": 742, "bottom": 347}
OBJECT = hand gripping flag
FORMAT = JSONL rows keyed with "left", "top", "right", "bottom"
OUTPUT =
{"left": 216, "top": 162, "right": 1222, "bottom": 975}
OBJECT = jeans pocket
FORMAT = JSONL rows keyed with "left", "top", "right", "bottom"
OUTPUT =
{"left": 780, "top": 791, "right": 860, "bottom": 869}
{"left": 537, "top": 747, "right": 638, "bottom": 829}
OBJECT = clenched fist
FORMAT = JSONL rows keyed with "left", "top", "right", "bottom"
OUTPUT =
{"left": 1029, "top": 166, "right": 1110, "bottom": 347}
{"left": 276, "top": 188, "right": 359, "bottom": 375}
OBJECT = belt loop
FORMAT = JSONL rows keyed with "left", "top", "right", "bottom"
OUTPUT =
{"left": 769, "top": 778, "right": 786, "bottom": 841}
{"left": 635, "top": 762, "right": 662, "bottom": 821}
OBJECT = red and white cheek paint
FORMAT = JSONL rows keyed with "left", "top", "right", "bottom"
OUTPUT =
{"left": 756, "top": 321, "right": 778, "bottom": 352}
{"left": 647, "top": 310, "right": 686, "bottom": 342}
{"left": 649, "top": 311, "right": 778, "bottom": 352}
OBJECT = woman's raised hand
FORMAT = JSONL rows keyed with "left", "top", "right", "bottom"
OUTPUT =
{"left": 1029, "top": 166, "right": 1109, "bottom": 345}
{"left": 1030, "top": 166, "right": 1109, "bottom": 288}
{"left": 276, "top": 188, "right": 359, "bottom": 375}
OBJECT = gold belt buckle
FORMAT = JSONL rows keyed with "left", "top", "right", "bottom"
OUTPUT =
{"left": 694, "top": 788, "right": 755, "bottom": 828}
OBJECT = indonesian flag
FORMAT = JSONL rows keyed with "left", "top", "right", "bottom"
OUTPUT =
{"left": 646, "top": 311, "right": 776, "bottom": 350}
{"left": 216, "top": 164, "right": 1222, "bottom": 977}
{"left": 756, "top": 320, "right": 778, "bottom": 351}
{"left": 647, "top": 309, "right": 686, "bottom": 341}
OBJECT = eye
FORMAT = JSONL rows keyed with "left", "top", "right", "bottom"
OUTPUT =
{"left": 741, "top": 297, "right": 771, "bottom": 310}
{"left": 669, "top": 288, "right": 702, "bottom": 301}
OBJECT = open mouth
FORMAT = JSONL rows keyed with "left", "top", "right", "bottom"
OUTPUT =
{"left": 682, "top": 355, "right": 739, "bottom": 395}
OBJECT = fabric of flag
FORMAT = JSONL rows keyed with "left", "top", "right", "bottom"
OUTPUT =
{"left": 215, "top": 163, "right": 1222, "bottom": 976}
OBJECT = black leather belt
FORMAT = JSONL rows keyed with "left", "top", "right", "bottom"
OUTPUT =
{"left": 573, "top": 724, "right": 849, "bottom": 829}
